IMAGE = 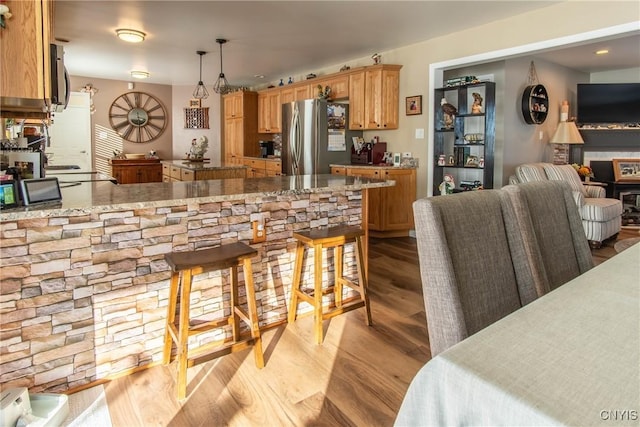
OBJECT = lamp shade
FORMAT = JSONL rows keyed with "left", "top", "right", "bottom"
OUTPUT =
{"left": 550, "top": 121, "right": 584, "bottom": 144}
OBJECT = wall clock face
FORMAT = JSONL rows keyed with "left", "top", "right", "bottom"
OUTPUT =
{"left": 109, "top": 92, "right": 167, "bottom": 143}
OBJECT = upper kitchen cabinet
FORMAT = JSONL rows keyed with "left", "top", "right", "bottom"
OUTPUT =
{"left": 223, "top": 91, "right": 260, "bottom": 165}
{"left": 0, "top": 0, "right": 53, "bottom": 118}
{"left": 316, "top": 74, "right": 349, "bottom": 100}
{"left": 349, "top": 64, "right": 402, "bottom": 130}
{"left": 258, "top": 89, "right": 281, "bottom": 133}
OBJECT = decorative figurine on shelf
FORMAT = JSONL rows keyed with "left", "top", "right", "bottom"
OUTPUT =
{"left": 448, "top": 155, "right": 455, "bottom": 165}
{"left": 478, "top": 156, "right": 485, "bottom": 168}
{"left": 288, "top": 77, "right": 293, "bottom": 84}
{"left": 438, "top": 154, "right": 446, "bottom": 166}
{"left": 371, "top": 53, "right": 381, "bottom": 65}
{"left": 187, "top": 135, "right": 208, "bottom": 160}
{"left": 471, "top": 92, "right": 483, "bottom": 114}
{"left": 112, "top": 149, "right": 126, "bottom": 160}
{"left": 278, "top": 79, "right": 284, "bottom": 86}
{"left": 317, "top": 84, "right": 332, "bottom": 100}
{"left": 441, "top": 98, "right": 457, "bottom": 129}
{"left": 439, "top": 173, "right": 455, "bottom": 195}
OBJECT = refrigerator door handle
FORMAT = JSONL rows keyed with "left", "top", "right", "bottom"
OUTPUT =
{"left": 290, "top": 103, "right": 301, "bottom": 175}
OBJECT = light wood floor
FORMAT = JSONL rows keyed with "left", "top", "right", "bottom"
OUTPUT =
{"left": 102, "top": 229, "right": 638, "bottom": 426}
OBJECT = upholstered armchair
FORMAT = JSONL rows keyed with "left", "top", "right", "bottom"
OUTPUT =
{"left": 511, "top": 163, "right": 622, "bottom": 248}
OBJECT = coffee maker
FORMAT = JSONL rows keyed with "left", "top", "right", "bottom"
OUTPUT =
{"left": 259, "top": 140, "right": 274, "bottom": 158}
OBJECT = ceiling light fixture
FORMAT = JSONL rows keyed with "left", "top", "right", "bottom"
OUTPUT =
{"left": 116, "top": 29, "right": 146, "bottom": 43}
{"left": 130, "top": 70, "right": 149, "bottom": 79}
{"left": 595, "top": 49, "right": 609, "bottom": 55}
{"left": 192, "top": 51, "right": 209, "bottom": 99}
{"left": 213, "top": 38, "right": 235, "bottom": 95}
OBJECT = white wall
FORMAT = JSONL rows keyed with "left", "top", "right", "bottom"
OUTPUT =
{"left": 170, "top": 86, "right": 222, "bottom": 163}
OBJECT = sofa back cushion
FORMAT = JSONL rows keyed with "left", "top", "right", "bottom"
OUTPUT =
{"left": 542, "top": 163, "right": 587, "bottom": 197}
{"left": 515, "top": 163, "right": 548, "bottom": 183}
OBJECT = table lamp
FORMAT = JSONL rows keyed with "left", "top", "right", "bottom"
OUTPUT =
{"left": 550, "top": 101, "right": 583, "bottom": 164}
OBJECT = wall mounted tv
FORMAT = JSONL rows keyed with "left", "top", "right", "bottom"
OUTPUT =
{"left": 577, "top": 83, "right": 640, "bottom": 125}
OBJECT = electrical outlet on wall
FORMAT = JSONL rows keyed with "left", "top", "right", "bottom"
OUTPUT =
{"left": 251, "top": 213, "right": 266, "bottom": 243}
{"left": 403, "top": 152, "right": 412, "bottom": 158}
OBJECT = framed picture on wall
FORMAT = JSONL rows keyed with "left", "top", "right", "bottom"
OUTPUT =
{"left": 188, "top": 99, "right": 202, "bottom": 108}
{"left": 612, "top": 158, "right": 640, "bottom": 182}
{"left": 406, "top": 95, "right": 422, "bottom": 115}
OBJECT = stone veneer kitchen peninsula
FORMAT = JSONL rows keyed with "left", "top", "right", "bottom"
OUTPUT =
{"left": 0, "top": 175, "right": 393, "bottom": 392}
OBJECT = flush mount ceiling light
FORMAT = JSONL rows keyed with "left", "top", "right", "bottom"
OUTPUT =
{"left": 116, "top": 29, "right": 146, "bottom": 43}
{"left": 213, "top": 38, "right": 235, "bottom": 95}
{"left": 595, "top": 49, "right": 609, "bottom": 55}
{"left": 192, "top": 51, "right": 209, "bottom": 99}
{"left": 130, "top": 70, "right": 149, "bottom": 79}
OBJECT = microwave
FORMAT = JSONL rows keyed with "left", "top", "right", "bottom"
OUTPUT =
{"left": 49, "top": 44, "right": 70, "bottom": 113}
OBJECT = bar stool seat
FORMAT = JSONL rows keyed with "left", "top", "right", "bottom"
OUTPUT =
{"left": 288, "top": 225, "right": 372, "bottom": 344}
{"left": 163, "top": 242, "right": 264, "bottom": 400}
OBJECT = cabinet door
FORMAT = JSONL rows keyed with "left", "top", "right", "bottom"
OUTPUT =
{"left": 280, "top": 88, "right": 295, "bottom": 105}
{"left": 267, "top": 91, "right": 282, "bottom": 133}
{"left": 258, "top": 92, "right": 270, "bottom": 133}
{"left": 294, "top": 85, "right": 311, "bottom": 101}
{"left": 381, "top": 69, "right": 400, "bottom": 129}
{"left": 224, "top": 117, "right": 244, "bottom": 165}
{"left": 0, "top": 0, "right": 51, "bottom": 108}
{"left": 347, "top": 167, "right": 382, "bottom": 230}
{"left": 382, "top": 169, "right": 415, "bottom": 230}
{"left": 364, "top": 68, "right": 383, "bottom": 130}
{"left": 348, "top": 72, "right": 366, "bottom": 130}
{"left": 223, "top": 94, "right": 243, "bottom": 119}
{"left": 322, "top": 75, "right": 349, "bottom": 100}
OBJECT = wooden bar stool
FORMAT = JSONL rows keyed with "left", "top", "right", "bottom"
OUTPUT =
{"left": 163, "top": 242, "right": 264, "bottom": 400}
{"left": 288, "top": 225, "right": 372, "bottom": 344}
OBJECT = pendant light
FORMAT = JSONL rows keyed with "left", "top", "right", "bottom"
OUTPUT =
{"left": 192, "top": 51, "right": 209, "bottom": 99}
{"left": 213, "top": 38, "right": 234, "bottom": 95}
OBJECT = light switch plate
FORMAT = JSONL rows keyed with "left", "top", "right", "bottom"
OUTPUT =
{"left": 415, "top": 128, "right": 425, "bottom": 139}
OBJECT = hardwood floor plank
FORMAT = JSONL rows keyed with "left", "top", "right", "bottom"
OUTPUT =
{"left": 101, "top": 233, "right": 634, "bottom": 426}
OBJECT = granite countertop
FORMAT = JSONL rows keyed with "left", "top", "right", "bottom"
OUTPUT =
{"left": 161, "top": 160, "right": 247, "bottom": 171}
{"left": 0, "top": 174, "right": 393, "bottom": 221}
{"left": 330, "top": 163, "right": 417, "bottom": 169}
{"left": 45, "top": 171, "right": 117, "bottom": 183}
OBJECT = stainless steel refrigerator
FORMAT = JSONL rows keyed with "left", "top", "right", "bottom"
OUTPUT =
{"left": 281, "top": 100, "right": 362, "bottom": 175}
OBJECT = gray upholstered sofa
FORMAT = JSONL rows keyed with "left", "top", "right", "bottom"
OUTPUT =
{"left": 509, "top": 163, "right": 622, "bottom": 247}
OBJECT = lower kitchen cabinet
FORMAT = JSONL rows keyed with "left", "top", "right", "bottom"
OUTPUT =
{"left": 110, "top": 159, "right": 163, "bottom": 184}
{"left": 161, "top": 162, "right": 247, "bottom": 182}
{"left": 242, "top": 157, "right": 282, "bottom": 177}
{"left": 331, "top": 165, "right": 416, "bottom": 237}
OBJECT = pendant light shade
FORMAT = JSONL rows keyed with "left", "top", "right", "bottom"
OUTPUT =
{"left": 213, "top": 38, "right": 234, "bottom": 95}
{"left": 192, "top": 51, "right": 209, "bottom": 100}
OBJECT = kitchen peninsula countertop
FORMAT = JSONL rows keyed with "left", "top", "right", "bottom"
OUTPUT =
{"left": 0, "top": 174, "right": 393, "bottom": 221}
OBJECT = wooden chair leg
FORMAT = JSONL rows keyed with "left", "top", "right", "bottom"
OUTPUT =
{"left": 243, "top": 258, "right": 264, "bottom": 369}
{"left": 355, "top": 236, "right": 372, "bottom": 326}
{"left": 163, "top": 271, "right": 180, "bottom": 365}
{"left": 230, "top": 265, "right": 240, "bottom": 342}
{"left": 176, "top": 269, "right": 193, "bottom": 401}
{"left": 334, "top": 245, "right": 343, "bottom": 308}
{"left": 313, "top": 244, "right": 324, "bottom": 344}
{"left": 288, "top": 242, "right": 305, "bottom": 323}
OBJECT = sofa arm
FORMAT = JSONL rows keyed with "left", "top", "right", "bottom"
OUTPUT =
{"left": 584, "top": 185, "right": 606, "bottom": 198}
{"left": 572, "top": 191, "right": 586, "bottom": 207}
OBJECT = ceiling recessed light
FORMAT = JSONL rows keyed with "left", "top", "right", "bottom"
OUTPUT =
{"left": 595, "top": 49, "right": 609, "bottom": 55}
{"left": 254, "top": 74, "right": 265, "bottom": 79}
{"left": 130, "top": 70, "right": 149, "bottom": 79}
{"left": 116, "top": 29, "right": 146, "bottom": 43}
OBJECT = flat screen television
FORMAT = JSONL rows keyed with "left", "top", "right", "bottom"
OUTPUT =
{"left": 577, "top": 83, "right": 640, "bottom": 125}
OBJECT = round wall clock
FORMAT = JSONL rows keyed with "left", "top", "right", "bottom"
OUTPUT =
{"left": 109, "top": 91, "right": 167, "bottom": 143}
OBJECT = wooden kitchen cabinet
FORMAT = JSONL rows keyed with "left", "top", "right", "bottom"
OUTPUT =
{"left": 162, "top": 162, "right": 247, "bottom": 182}
{"left": 349, "top": 64, "right": 401, "bottom": 130}
{"left": 0, "top": 0, "right": 53, "bottom": 118}
{"left": 317, "top": 74, "right": 349, "bottom": 100}
{"left": 258, "top": 90, "right": 281, "bottom": 133}
{"left": 243, "top": 157, "right": 282, "bottom": 177}
{"left": 332, "top": 165, "right": 415, "bottom": 237}
{"left": 111, "top": 159, "right": 163, "bottom": 184}
{"left": 223, "top": 91, "right": 260, "bottom": 165}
